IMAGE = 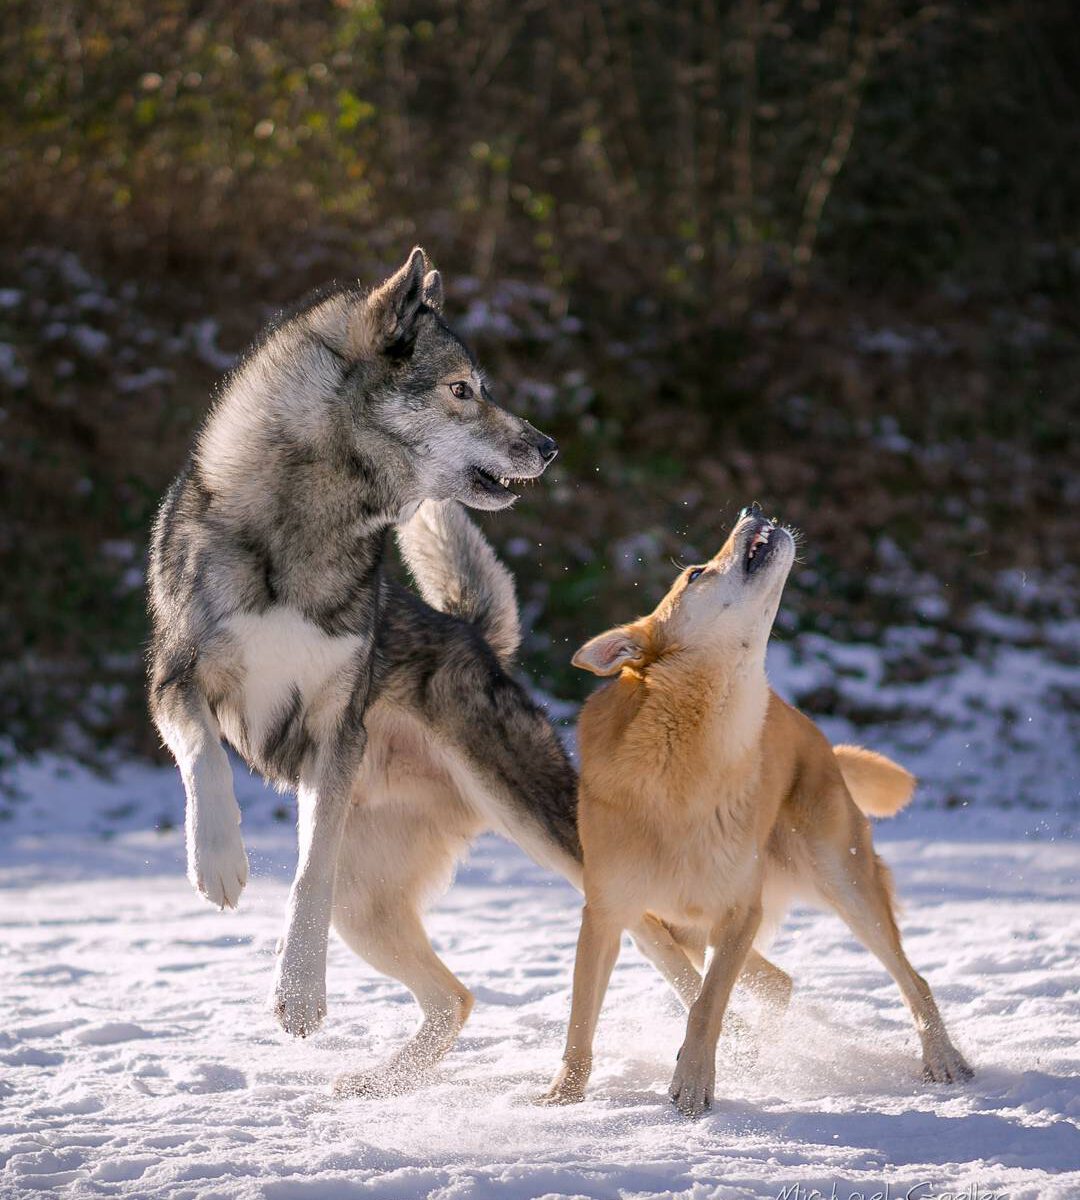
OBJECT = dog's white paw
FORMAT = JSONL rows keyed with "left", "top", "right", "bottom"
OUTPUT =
{"left": 270, "top": 958, "right": 326, "bottom": 1038}
{"left": 923, "top": 1039, "right": 974, "bottom": 1085}
{"left": 669, "top": 1046, "right": 715, "bottom": 1117}
{"left": 188, "top": 823, "right": 249, "bottom": 909}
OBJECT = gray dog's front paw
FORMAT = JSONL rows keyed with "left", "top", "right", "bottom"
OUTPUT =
{"left": 270, "top": 958, "right": 326, "bottom": 1037}
{"left": 188, "top": 823, "right": 249, "bottom": 910}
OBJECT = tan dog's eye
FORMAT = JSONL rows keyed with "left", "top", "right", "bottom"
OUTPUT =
{"left": 687, "top": 567, "right": 705, "bottom": 583}
{"left": 449, "top": 381, "right": 473, "bottom": 400}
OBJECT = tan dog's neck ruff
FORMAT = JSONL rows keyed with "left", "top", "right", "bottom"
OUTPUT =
{"left": 583, "top": 638, "right": 771, "bottom": 823}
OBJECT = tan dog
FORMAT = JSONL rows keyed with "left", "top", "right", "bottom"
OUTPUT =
{"left": 541, "top": 504, "right": 972, "bottom": 1115}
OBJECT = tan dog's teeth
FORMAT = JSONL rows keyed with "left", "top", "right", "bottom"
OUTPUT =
{"left": 749, "top": 529, "right": 769, "bottom": 557}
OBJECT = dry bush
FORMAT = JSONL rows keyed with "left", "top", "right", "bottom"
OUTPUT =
{"left": 1, "top": 0, "right": 1077, "bottom": 777}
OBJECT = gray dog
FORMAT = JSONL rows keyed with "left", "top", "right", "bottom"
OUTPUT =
{"left": 148, "top": 248, "right": 722, "bottom": 1094}
{"left": 145, "top": 253, "right": 691, "bottom": 1099}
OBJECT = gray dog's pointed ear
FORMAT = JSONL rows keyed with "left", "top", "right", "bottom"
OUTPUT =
{"left": 422, "top": 269, "right": 443, "bottom": 312}
{"left": 571, "top": 625, "right": 648, "bottom": 677}
{"left": 350, "top": 246, "right": 428, "bottom": 357}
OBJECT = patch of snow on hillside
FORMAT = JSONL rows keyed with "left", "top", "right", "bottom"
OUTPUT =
{"left": 766, "top": 630, "right": 1079, "bottom": 820}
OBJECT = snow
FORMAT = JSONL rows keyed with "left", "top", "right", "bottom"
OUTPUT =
{"left": 2, "top": 748, "right": 1078, "bottom": 1200}
{"left": 70, "top": 326, "right": 110, "bottom": 359}
{"left": 851, "top": 324, "right": 951, "bottom": 362}
{"left": 0, "top": 343, "right": 28, "bottom": 390}
{"left": 117, "top": 367, "right": 174, "bottom": 394}
{"left": 766, "top": 631, "right": 1079, "bottom": 819}
{"left": 187, "top": 319, "right": 238, "bottom": 372}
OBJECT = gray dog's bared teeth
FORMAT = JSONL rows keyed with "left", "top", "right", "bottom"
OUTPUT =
{"left": 146, "top": 250, "right": 578, "bottom": 1057}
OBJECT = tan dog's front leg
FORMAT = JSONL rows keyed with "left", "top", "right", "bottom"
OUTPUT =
{"left": 669, "top": 900, "right": 762, "bottom": 1116}
{"left": 539, "top": 903, "right": 623, "bottom": 1105}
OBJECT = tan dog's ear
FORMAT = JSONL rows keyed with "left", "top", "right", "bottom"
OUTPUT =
{"left": 572, "top": 626, "right": 647, "bottom": 676}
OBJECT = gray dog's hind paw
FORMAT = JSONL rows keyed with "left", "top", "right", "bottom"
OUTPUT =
{"left": 534, "top": 1085, "right": 585, "bottom": 1107}
{"left": 272, "top": 999, "right": 325, "bottom": 1039}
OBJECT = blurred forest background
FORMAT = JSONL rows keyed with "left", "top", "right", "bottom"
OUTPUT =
{"left": 1, "top": 0, "right": 1077, "bottom": 790}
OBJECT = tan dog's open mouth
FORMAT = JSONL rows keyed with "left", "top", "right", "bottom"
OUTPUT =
{"left": 745, "top": 516, "right": 782, "bottom": 575}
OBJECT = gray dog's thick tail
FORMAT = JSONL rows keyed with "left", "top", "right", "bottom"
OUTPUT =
{"left": 397, "top": 501, "right": 520, "bottom": 664}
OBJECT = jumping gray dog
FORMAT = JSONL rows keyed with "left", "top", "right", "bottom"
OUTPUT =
{"left": 148, "top": 248, "right": 771, "bottom": 1095}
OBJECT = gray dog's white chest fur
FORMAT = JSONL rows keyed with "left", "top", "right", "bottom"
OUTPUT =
{"left": 220, "top": 608, "right": 366, "bottom": 752}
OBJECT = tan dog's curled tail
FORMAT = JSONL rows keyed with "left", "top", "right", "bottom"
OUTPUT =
{"left": 833, "top": 745, "right": 915, "bottom": 817}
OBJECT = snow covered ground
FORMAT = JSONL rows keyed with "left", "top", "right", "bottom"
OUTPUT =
{"left": 2, "top": 627, "right": 1079, "bottom": 1200}
{"left": 3, "top": 756, "right": 1078, "bottom": 1200}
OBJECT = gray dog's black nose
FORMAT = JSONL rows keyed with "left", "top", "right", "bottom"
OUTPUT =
{"left": 538, "top": 436, "right": 558, "bottom": 463}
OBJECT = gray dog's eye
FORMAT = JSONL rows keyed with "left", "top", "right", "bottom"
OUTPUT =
{"left": 687, "top": 567, "right": 705, "bottom": 583}
{"left": 449, "top": 381, "right": 473, "bottom": 400}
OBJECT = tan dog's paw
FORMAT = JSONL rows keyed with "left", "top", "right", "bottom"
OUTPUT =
{"left": 668, "top": 1047, "right": 715, "bottom": 1117}
{"left": 923, "top": 1041, "right": 974, "bottom": 1085}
